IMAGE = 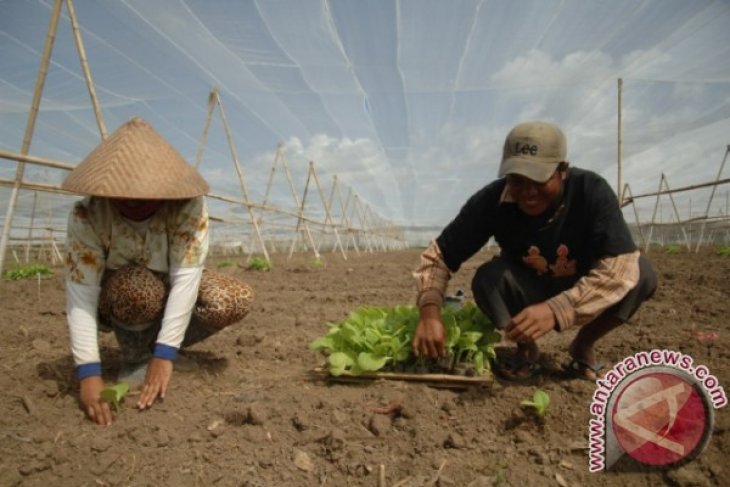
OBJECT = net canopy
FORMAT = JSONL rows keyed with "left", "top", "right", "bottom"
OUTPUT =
{"left": 1, "top": 0, "right": 729, "bottom": 242}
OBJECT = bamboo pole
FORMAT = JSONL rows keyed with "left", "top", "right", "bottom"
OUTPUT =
{"left": 660, "top": 175, "right": 691, "bottom": 251}
{"left": 65, "top": 0, "right": 107, "bottom": 139}
{"left": 194, "top": 90, "right": 217, "bottom": 169}
{"left": 24, "top": 193, "right": 39, "bottom": 263}
{"left": 212, "top": 90, "right": 270, "bottom": 262}
{"left": 338, "top": 185, "right": 359, "bottom": 254}
{"left": 0, "top": 149, "right": 75, "bottom": 171}
{"left": 617, "top": 78, "right": 623, "bottom": 204}
{"left": 621, "top": 177, "right": 730, "bottom": 204}
{"left": 0, "top": 0, "right": 63, "bottom": 276}
{"left": 622, "top": 184, "right": 646, "bottom": 249}
{"left": 311, "top": 164, "right": 346, "bottom": 259}
{"left": 695, "top": 145, "right": 729, "bottom": 252}
{"left": 250, "top": 143, "right": 283, "bottom": 257}
{"left": 287, "top": 162, "right": 319, "bottom": 259}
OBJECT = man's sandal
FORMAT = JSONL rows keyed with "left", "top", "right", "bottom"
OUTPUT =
{"left": 563, "top": 358, "right": 606, "bottom": 382}
{"left": 496, "top": 356, "right": 542, "bottom": 383}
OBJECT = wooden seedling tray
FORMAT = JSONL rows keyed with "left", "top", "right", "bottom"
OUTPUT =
{"left": 311, "top": 367, "right": 493, "bottom": 389}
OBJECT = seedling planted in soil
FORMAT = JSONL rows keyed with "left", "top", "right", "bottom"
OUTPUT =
{"left": 521, "top": 389, "right": 550, "bottom": 417}
{"left": 3, "top": 263, "right": 54, "bottom": 281}
{"left": 100, "top": 382, "right": 130, "bottom": 412}
{"left": 247, "top": 257, "right": 272, "bottom": 272}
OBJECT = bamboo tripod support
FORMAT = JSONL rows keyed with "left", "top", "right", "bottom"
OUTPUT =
{"left": 0, "top": 0, "right": 107, "bottom": 276}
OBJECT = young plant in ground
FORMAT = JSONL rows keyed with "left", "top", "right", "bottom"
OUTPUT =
{"left": 310, "top": 302, "right": 500, "bottom": 376}
{"left": 100, "top": 382, "right": 130, "bottom": 412}
{"left": 663, "top": 243, "right": 682, "bottom": 254}
{"left": 311, "top": 256, "right": 325, "bottom": 268}
{"left": 717, "top": 245, "right": 730, "bottom": 257}
{"left": 216, "top": 261, "right": 235, "bottom": 269}
{"left": 247, "top": 256, "right": 272, "bottom": 272}
{"left": 3, "top": 263, "right": 54, "bottom": 281}
{"left": 521, "top": 389, "right": 550, "bottom": 417}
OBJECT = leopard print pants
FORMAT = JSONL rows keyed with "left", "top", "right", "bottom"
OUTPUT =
{"left": 98, "top": 265, "right": 254, "bottom": 359}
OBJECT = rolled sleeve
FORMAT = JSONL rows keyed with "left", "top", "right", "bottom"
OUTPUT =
{"left": 413, "top": 241, "right": 451, "bottom": 309}
{"left": 547, "top": 251, "right": 640, "bottom": 330}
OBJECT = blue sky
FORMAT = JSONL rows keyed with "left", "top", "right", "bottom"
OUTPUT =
{"left": 1, "top": 0, "right": 729, "bottom": 240}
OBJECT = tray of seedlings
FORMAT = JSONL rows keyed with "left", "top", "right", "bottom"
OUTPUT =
{"left": 310, "top": 301, "right": 500, "bottom": 389}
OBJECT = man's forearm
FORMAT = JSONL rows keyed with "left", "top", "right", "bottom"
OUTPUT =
{"left": 414, "top": 241, "right": 451, "bottom": 309}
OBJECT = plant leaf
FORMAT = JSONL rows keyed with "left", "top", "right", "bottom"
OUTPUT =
{"left": 357, "top": 352, "right": 389, "bottom": 371}
{"left": 533, "top": 390, "right": 550, "bottom": 415}
{"left": 100, "top": 382, "right": 130, "bottom": 411}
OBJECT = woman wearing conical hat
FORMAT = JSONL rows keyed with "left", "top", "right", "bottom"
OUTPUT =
{"left": 63, "top": 117, "right": 254, "bottom": 426}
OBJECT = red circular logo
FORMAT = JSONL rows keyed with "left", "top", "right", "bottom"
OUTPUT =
{"left": 611, "top": 370, "right": 712, "bottom": 467}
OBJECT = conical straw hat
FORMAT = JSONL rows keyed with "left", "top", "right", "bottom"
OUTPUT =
{"left": 62, "top": 117, "right": 209, "bottom": 199}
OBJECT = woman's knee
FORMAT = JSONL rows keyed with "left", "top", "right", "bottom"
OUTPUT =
{"left": 99, "top": 265, "right": 166, "bottom": 327}
{"left": 195, "top": 270, "right": 254, "bottom": 330}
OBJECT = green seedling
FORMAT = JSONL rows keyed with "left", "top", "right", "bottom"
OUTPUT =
{"left": 520, "top": 389, "right": 550, "bottom": 417}
{"left": 717, "top": 245, "right": 730, "bottom": 257}
{"left": 311, "top": 257, "right": 325, "bottom": 268}
{"left": 492, "top": 462, "right": 509, "bottom": 486}
{"left": 100, "top": 382, "right": 130, "bottom": 412}
{"left": 3, "top": 263, "right": 53, "bottom": 281}
{"left": 247, "top": 257, "right": 272, "bottom": 272}
{"left": 663, "top": 243, "right": 682, "bottom": 254}
{"left": 216, "top": 261, "right": 235, "bottom": 269}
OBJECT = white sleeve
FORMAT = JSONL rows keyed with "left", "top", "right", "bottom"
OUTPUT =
{"left": 66, "top": 281, "right": 101, "bottom": 366}
{"left": 155, "top": 265, "right": 203, "bottom": 349}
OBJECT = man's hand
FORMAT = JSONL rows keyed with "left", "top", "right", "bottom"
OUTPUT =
{"left": 412, "top": 304, "right": 446, "bottom": 358}
{"left": 80, "top": 376, "right": 113, "bottom": 426}
{"left": 505, "top": 302, "right": 556, "bottom": 342}
{"left": 137, "top": 358, "right": 173, "bottom": 410}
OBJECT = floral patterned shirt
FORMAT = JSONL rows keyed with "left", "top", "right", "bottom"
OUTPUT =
{"left": 65, "top": 196, "right": 209, "bottom": 285}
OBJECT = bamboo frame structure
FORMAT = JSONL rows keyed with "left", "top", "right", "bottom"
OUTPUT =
{"left": 0, "top": 4, "right": 404, "bottom": 273}
{"left": 620, "top": 146, "right": 730, "bottom": 252}
{"left": 0, "top": 0, "right": 106, "bottom": 276}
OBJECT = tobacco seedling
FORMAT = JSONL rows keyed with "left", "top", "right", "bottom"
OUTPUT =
{"left": 717, "top": 245, "right": 730, "bottom": 257}
{"left": 216, "top": 261, "right": 235, "bottom": 269}
{"left": 100, "top": 382, "right": 130, "bottom": 412}
{"left": 520, "top": 389, "right": 550, "bottom": 417}
{"left": 247, "top": 257, "right": 272, "bottom": 272}
{"left": 3, "top": 263, "right": 53, "bottom": 281}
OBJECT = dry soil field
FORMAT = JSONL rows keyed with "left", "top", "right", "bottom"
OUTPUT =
{"left": 1, "top": 247, "right": 728, "bottom": 486}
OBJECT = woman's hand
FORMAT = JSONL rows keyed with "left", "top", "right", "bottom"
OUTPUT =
{"left": 137, "top": 358, "right": 173, "bottom": 410}
{"left": 80, "top": 376, "right": 113, "bottom": 426}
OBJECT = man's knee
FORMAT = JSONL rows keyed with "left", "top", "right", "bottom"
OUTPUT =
{"left": 471, "top": 258, "right": 511, "bottom": 298}
{"left": 635, "top": 255, "right": 658, "bottom": 302}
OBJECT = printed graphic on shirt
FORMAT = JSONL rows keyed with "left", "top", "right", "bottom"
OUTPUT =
{"left": 550, "top": 244, "right": 577, "bottom": 277}
{"left": 522, "top": 246, "right": 548, "bottom": 275}
{"left": 522, "top": 244, "right": 577, "bottom": 277}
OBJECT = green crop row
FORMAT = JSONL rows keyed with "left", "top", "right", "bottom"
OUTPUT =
{"left": 3, "top": 263, "right": 54, "bottom": 281}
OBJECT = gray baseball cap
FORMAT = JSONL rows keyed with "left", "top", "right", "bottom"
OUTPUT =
{"left": 498, "top": 121, "right": 567, "bottom": 183}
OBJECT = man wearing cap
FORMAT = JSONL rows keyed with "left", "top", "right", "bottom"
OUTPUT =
{"left": 63, "top": 117, "right": 254, "bottom": 425}
{"left": 412, "top": 121, "right": 656, "bottom": 381}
